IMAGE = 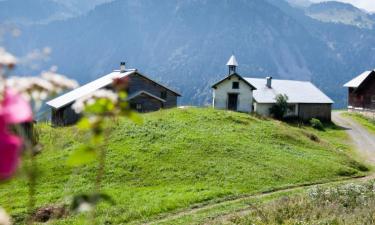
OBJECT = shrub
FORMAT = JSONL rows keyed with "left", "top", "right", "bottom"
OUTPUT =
{"left": 269, "top": 94, "right": 289, "bottom": 120}
{"left": 310, "top": 118, "right": 324, "bottom": 131}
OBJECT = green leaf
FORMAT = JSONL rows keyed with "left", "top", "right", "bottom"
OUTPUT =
{"left": 84, "top": 98, "right": 115, "bottom": 115}
{"left": 119, "top": 91, "right": 127, "bottom": 100}
{"left": 77, "top": 117, "right": 91, "bottom": 130}
{"left": 67, "top": 145, "right": 97, "bottom": 166}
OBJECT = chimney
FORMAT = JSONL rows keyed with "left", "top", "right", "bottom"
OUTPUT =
{"left": 266, "top": 76, "right": 272, "bottom": 88}
{"left": 120, "top": 62, "right": 126, "bottom": 73}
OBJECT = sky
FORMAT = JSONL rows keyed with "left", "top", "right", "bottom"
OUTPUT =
{"left": 310, "top": 0, "right": 375, "bottom": 12}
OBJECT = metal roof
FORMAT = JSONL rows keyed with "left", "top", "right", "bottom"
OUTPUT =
{"left": 344, "top": 70, "right": 374, "bottom": 88}
{"left": 245, "top": 78, "right": 334, "bottom": 104}
{"left": 226, "top": 55, "right": 238, "bottom": 66}
{"left": 46, "top": 69, "right": 181, "bottom": 109}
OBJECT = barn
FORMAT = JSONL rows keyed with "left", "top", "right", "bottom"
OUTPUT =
{"left": 46, "top": 63, "right": 181, "bottom": 126}
{"left": 247, "top": 77, "right": 334, "bottom": 121}
{"left": 212, "top": 55, "right": 334, "bottom": 121}
{"left": 344, "top": 70, "right": 375, "bottom": 116}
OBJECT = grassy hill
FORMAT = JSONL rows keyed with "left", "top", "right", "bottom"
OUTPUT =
{"left": 0, "top": 108, "right": 368, "bottom": 224}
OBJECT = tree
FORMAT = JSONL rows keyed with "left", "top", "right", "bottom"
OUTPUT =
{"left": 269, "top": 94, "right": 289, "bottom": 120}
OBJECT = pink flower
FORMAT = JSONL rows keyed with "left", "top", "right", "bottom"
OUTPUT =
{"left": 0, "top": 89, "right": 32, "bottom": 124}
{"left": 0, "top": 88, "right": 33, "bottom": 181}
{"left": 0, "top": 131, "right": 21, "bottom": 180}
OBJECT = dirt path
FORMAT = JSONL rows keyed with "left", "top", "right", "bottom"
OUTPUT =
{"left": 142, "top": 175, "right": 374, "bottom": 225}
{"left": 142, "top": 113, "right": 375, "bottom": 225}
{"left": 332, "top": 111, "right": 375, "bottom": 164}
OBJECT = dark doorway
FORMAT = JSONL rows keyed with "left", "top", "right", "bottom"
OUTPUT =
{"left": 228, "top": 93, "right": 238, "bottom": 111}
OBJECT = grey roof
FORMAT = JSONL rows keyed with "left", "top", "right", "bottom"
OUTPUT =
{"left": 245, "top": 77, "right": 334, "bottom": 104}
{"left": 226, "top": 55, "right": 238, "bottom": 66}
{"left": 127, "top": 90, "right": 166, "bottom": 102}
{"left": 47, "top": 69, "right": 180, "bottom": 109}
{"left": 344, "top": 70, "right": 374, "bottom": 88}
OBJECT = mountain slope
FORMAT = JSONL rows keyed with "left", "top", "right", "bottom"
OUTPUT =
{"left": 0, "top": 108, "right": 367, "bottom": 224}
{"left": 0, "top": 0, "right": 73, "bottom": 24}
{"left": 0, "top": 0, "right": 113, "bottom": 25}
{"left": 5, "top": 0, "right": 339, "bottom": 104}
{"left": 4, "top": 0, "right": 375, "bottom": 107}
{"left": 306, "top": 1, "right": 374, "bottom": 29}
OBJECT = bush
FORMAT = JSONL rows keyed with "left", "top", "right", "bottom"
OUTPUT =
{"left": 310, "top": 118, "right": 324, "bottom": 130}
{"left": 269, "top": 94, "right": 289, "bottom": 120}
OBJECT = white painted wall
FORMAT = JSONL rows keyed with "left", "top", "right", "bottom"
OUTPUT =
{"left": 254, "top": 103, "right": 273, "bottom": 116}
{"left": 213, "top": 76, "right": 254, "bottom": 113}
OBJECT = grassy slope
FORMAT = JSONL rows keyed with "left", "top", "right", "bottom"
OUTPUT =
{"left": 0, "top": 108, "right": 368, "bottom": 224}
{"left": 343, "top": 112, "right": 375, "bottom": 134}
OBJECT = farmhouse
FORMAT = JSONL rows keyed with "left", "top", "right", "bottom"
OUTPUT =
{"left": 344, "top": 70, "right": 375, "bottom": 116}
{"left": 47, "top": 62, "right": 181, "bottom": 126}
{"left": 212, "top": 55, "right": 334, "bottom": 121}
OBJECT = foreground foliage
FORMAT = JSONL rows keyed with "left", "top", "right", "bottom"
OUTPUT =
{"left": 0, "top": 108, "right": 368, "bottom": 224}
{"left": 216, "top": 180, "right": 375, "bottom": 225}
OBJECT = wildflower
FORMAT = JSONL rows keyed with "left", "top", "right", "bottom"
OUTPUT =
{"left": 0, "top": 89, "right": 33, "bottom": 181}
{"left": 0, "top": 48, "right": 17, "bottom": 69}
{"left": 6, "top": 76, "right": 55, "bottom": 101}
{"left": 0, "top": 207, "right": 11, "bottom": 225}
{"left": 0, "top": 89, "right": 32, "bottom": 123}
{"left": 41, "top": 69, "right": 78, "bottom": 93}
{"left": 77, "top": 202, "right": 93, "bottom": 213}
{"left": 72, "top": 89, "right": 118, "bottom": 114}
{"left": 0, "top": 131, "right": 21, "bottom": 181}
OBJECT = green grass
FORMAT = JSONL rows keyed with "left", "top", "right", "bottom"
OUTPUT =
{"left": 208, "top": 179, "right": 375, "bottom": 225}
{"left": 343, "top": 112, "right": 375, "bottom": 134}
{"left": 0, "top": 108, "right": 368, "bottom": 224}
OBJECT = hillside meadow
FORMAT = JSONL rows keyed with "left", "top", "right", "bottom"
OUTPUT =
{"left": 0, "top": 108, "right": 369, "bottom": 224}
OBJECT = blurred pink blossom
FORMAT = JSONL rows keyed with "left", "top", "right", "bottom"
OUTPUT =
{"left": 0, "top": 131, "right": 21, "bottom": 181}
{"left": 0, "top": 89, "right": 33, "bottom": 181}
{"left": 0, "top": 89, "right": 32, "bottom": 124}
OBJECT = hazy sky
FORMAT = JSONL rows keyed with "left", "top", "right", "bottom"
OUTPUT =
{"left": 310, "top": 0, "right": 375, "bottom": 12}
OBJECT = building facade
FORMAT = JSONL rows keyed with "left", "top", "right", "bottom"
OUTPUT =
{"left": 211, "top": 55, "right": 256, "bottom": 113}
{"left": 344, "top": 70, "right": 375, "bottom": 116}
{"left": 212, "top": 55, "right": 334, "bottom": 121}
{"left": 47, "top": 63, "right": 181, "bottom": 126}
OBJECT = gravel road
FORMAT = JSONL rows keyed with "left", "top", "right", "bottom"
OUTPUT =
{"left": 332, "top": 111, "right": 375, "bottom": 164}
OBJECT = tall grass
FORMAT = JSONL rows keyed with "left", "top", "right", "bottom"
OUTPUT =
{"left": 217, "top": 180, "right": 375, "bottom": 225}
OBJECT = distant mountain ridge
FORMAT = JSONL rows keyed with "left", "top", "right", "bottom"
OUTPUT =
{"left": 306, "top": 1, "right": 374, "bottom": 29}
{"left": 3, "top": 0, "right": 375, "bottom": 107}
{"left": 0, "top": 0, "right": 113, "bottom": 24}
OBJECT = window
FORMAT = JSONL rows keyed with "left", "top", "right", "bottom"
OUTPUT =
{"left": 136, "top": 103, "right": 142, "bottom": 111}
{"left": 232, "top": 82, "right": 239, "bottom": 89}
{"left": 372, "top": 95, "right": 375, "bottom": 103}
{"left": 161, "top": 91, "right": 167, "bottom": 99}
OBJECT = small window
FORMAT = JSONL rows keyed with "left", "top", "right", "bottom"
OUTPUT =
{"left": 161, "top": 91, "right": 167, "bottom": 99}
{"left": 136, "top": 103, "right": 142, "bottom": 111}
{"left": 371, "top": 95, "right": 375, "bottom": 103}
{"left": 232, "top": 82, "right": 239, "bottom": 89}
